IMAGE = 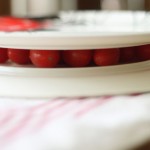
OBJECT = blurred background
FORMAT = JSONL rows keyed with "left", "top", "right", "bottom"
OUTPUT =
{"left": 0, "top": 0, "right": 150, "bottom": 17}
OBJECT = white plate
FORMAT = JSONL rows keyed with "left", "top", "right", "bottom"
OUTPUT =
{"left": 0, "top": 11, "right": 150, "bottom": 49}
{"left": 0, "top": 61, "right": 149, "bottom": 98}
{"left": 0, "top": 31, "right": 150, "bottom": 50}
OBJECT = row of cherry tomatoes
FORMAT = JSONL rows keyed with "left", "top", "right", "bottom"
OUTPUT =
{"left": 0, "top": 45, "right": 149, "bottom": 68}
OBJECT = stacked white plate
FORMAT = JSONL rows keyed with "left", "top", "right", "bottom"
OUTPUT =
{"left": 0, "top": 11, "right": 149, "bottom": 98}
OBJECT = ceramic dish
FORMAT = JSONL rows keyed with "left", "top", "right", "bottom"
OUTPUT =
{"left": 0, "top": 61, "right": 149, "bottom": 98}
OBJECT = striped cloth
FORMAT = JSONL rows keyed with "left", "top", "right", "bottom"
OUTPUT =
{"left": 0, "top": 94, "right": 150, "bottom": 150}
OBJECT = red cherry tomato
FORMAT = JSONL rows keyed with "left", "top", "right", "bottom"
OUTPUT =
{"left": 30, "top": 50, "right": 60, "bottom": 68}
{"left": 120, "top": 47, "right": 136, "bottom": 63}
{"left": 8, "top": 49, "right": 31, "bottom": 65}
{"left": 0, "top": 17, "right": 41, "bottom": 31}
{"left": 136, "top": 45, "right": 150, "bottom": 61}
{"left": 0, "top": 48, "right": 8, "bottom": 63}
{"left": 62, "top": 50, "right": 92, "bottom": 67}
{"left": 94, "top": 49, "right": 120, "bottom": 66}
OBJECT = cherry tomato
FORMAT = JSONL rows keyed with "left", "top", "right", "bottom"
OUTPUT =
{"left": 0, "top": 16, "right": 41, "bottom": 31}
{"left": 30, "top": 50, "right": 60, "bottom": 68}
{"left": 94, "top": 49, "right": 120, "bottom": 66}
{"left": 8, "top": 49, "right": 31, "bottom": 64}
{"left": 62, "top": 50, "right": 92, "bottom": 67}
{"left": 0, "top": 48, "right": 8, "bottom": 63}
{"left": 136, "top": 45, "right": 150, "bottom": 61}
{"left": 120, "top": 47, "right": 136, "bottom": 63}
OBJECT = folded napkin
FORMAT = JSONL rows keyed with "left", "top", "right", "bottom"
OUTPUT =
{"left": 0, "top": 94, "right": 150, "bottom": 150}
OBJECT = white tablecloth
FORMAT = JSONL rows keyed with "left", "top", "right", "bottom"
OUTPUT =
{"left": 0, "top": 94, "right": 150, "bottom": 150}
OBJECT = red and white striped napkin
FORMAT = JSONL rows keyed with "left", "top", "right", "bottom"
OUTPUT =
{"left": 0, "top": 94, "right": 150, "bottom": 150}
